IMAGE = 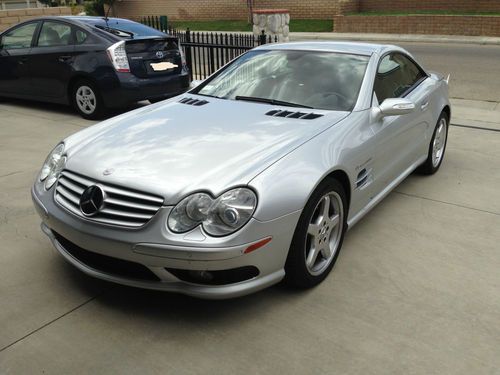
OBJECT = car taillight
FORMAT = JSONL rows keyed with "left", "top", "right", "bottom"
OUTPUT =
{"left": 106, "top": 41, "right": 130, "bottom": 73}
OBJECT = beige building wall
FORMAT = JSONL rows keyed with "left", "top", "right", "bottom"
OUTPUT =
{"left": 110, "top": 0, "right": 359, "bottom": 20}
{"left": 0, "top": 6, "right": 71, "bottom": 32}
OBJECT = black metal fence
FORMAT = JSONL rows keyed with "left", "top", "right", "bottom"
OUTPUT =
{"left": 138, "top": 15, "right": 168, "bottom": 32}
{"left": 170, "top": 28, "right": 277, "bottom": 80}
{"left": 137, "top": 16, "right": 277, "bottom": 80}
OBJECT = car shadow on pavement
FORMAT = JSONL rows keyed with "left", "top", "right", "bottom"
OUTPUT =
{"left": 58, "top": 256, "right": 309, "bottom": 324}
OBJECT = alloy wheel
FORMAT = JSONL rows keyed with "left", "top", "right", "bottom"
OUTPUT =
{"left": 76, "top": 85, "right": 97, "bottom": 115}
{"left": 304, "top": 191, "right": 344, "bottom": 276}
{"left": 432, "top": 117, "right": 447, "bottom": 167}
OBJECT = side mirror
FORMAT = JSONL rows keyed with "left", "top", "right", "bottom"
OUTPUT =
{"left": 190, "top": 80, "right": 203, "bottom": 89}
{"left": 378, "top": 98, "right": 415, "bottom": 117}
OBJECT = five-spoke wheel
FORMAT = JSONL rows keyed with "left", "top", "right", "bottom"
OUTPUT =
{"left": 418, "top": 111, "right": 449, "bottom": 174}
{"left": 431, "top": 117, "right": 447, "bottom": 168}
{"left": 305, "top": 192, "right": 343, "bottom": 276}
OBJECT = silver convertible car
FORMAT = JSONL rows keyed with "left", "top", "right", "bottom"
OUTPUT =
{"left": 32, "top": 42, "right": 450, "bottom": 299}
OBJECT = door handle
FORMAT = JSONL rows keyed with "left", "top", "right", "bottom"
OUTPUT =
{"left": 58, "top": 55, "right": 72, "bottom": 62}
{"left": 421, "top": 101, "right": 429, "bottom": 111}
{"left": 18, "top": 57, "right": 28, "bottom": 65}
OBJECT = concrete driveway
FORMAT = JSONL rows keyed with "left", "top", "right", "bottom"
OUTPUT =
{"left": 0, "top": 95, "right": 499, "bottom": 374}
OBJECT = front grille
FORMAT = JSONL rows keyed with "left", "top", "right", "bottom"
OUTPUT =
{"left": 55, "top": 170, "right": 164, "bottom": 228}
{"left": 53, "top": 231, "right": 160, "bottom": 282}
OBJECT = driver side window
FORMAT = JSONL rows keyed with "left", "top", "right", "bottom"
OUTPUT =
{"left": 0, "top": 22, "right": 38, "bottom": 50}
{"left": 374, "top": 53, "right": 426, "bottom": 104}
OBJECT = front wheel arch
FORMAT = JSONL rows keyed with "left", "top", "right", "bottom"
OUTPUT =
{"left": 442, "top": 105, "right": 451, "bottom": 122}
{"left": 324, "top": 169, "right": 351, "bottom": 213}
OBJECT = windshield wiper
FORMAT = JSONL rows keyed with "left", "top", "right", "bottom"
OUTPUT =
{"left": 95, "top": 25, "right": 134, "bottom": 38}
{"left": 234, "top": 96, "right": 313, "bottom": 109}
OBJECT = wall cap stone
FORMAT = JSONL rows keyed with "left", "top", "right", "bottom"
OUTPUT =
{"left": 253, "top": 9, "right": 289, "bottom": 14}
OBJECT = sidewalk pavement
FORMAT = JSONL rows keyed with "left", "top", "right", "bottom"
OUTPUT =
{"left": 0, "top": 95, "right": 499, "bottom": 374}
{"left": 290, "top": 32, "right": 500, "bottom": 45}
{"left": 450, "top": 98, "right": 500, "bottom": 131}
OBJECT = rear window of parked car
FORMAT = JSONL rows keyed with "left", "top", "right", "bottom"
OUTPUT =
{"left": 91, "top": 19, "right": 166, "bottom": 38}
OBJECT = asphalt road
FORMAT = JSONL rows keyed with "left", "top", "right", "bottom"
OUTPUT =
{"left": 399, "top": 42, "right": 500, "bottom": 102}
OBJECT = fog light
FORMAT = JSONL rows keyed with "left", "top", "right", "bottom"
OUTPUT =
{"left": 188, "top": 270, "right": 214, "bottom": 282}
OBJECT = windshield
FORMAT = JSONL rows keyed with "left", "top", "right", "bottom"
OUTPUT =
{"left": 195, "top": 50, "right": 370, "bottom": 111}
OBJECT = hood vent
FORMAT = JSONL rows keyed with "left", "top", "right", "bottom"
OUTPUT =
{"left": 265, "top": 110, "right": 323, "bottom": 120}
{"left": 179, "top": 97, "right": 209, "bottom": 106}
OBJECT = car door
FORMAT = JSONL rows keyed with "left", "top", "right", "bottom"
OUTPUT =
{"left": 28, "top": 20, "right": 75, "bottom": 99}
{"left": 370, "top": 52, "right": 433, "bottom": 196}
{"left": 0, "top": 21, "right": 39, "bottom": 96}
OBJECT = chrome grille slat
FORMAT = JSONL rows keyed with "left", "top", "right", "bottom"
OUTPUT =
{"left": 58, "top": 178, "right": 85, "bottom": 195}
{"left": 100, "top": 207, "right": 152, "bottom": 220}
{"left": 104, "top": 185, "right": 164, "bottom": 204}
{"left": 55, "top": 193, "right": 81, "bottom": 216}
{"left": 55, "top": 170, "right": 164, "bottom": 228}
{"left": 105, "top": 197, "right": 159, "bottom": 212}
{"left": 56, "top": 185, "right": 80, "bottom": 205}
{"left": 61, "top": 170, "right": 92, "bottom": 188}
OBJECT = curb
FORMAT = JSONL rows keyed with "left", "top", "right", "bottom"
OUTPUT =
{"left": 289, "top": 32, "right": 500, "bottom": 45}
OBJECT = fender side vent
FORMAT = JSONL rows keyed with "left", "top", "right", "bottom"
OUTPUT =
{"left": 265, "top": 110, "right": 323, "bottom": 120}
{"left": 179, "top": 97, "right": 209, "bottom": 106}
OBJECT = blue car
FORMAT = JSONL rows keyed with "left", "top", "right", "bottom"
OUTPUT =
{"left": 0, "top": 16, "right": 190, "bottom": 119}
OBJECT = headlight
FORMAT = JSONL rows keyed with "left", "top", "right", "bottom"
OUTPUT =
{"left": 39, "top": 143, "right": 66, "bottom": 190}
{"left": 167, "top": 188, "right": 257, "bottom": 236}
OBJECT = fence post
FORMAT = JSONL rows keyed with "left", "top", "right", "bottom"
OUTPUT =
{"left": 185, "top": 28, "right": 193, "bottom": 81}
{"left": 209, "top": 45, "right": 215, "bottom": 75}
{"left": 259, "top": 30, "right": 266, "bottom": 45}
{"left": 160, "top": 15, "right": 168, "bottom": 32}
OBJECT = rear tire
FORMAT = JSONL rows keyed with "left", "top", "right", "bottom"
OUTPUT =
{"left": 417, "top": 111, "right": 449, "bottom": 175}
{"left": 71, "top": 79, "right": 105, "bottom": 120}
{"left": 284, "top": 178, "right": 347, "bottom": 288}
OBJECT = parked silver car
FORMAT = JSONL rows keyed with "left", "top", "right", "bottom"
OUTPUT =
{"left": 32, "top": 42, "right": 450, "bottom": 299}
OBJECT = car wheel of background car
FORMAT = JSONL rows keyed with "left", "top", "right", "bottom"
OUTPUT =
{"left": 417, "top": 111, "right": 449, "bottom": 175}
{"left": 72, "top": 80, "right": 105, "bottom": 120}
{"left": 285, "top": 178, "right": 347, "bottom": 288}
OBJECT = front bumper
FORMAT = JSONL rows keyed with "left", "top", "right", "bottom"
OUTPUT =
{"left": 32, "top": 186, "right": 300, "bottom": 299}
{"left": 101, "top": 70, "right": 190, "bottom": 108}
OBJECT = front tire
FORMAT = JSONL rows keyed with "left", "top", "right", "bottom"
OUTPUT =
{"left": 417, "top": 111, "right": 449, "bottom": 175}
{"left": 285, "top": 178, "right": 347, "bottom": 288}
{"left": 71, "top": 79, "right": 105, "bottom": 120}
